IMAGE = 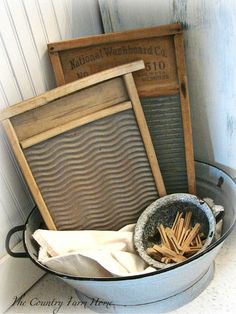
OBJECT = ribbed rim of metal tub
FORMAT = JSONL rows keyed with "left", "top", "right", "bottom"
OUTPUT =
{"left": 23, "top": 160, "right": 236, "bottom": 282}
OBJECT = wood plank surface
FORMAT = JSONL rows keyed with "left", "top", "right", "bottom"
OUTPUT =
{"left": 94, "top": 8, "right": 197, "bottom": 194}
{"left": 48, "top": 23, "right": 182, "bottom": 51}
{"left": 2, "top": 119, "right": 56, "bottom": 230}
{"left": 11, "top": 77, "right": 128, "bottom": 141}
{"left": 49, "top": 52, "right": 66, "bottom": 86}
{"left": 0, "top": 60, "right": 144, "bottom": 121}
{"left": 123, "top": 73, "right": 166, "bottom": 196}
{"left": 48, "top": 27, "right": 179, "bottom": 97}
{"left": 21, "top": 101, "right": 132, "bottom": 148}
{"left": 174, "top": 33, "right": 196, "bottom": 194}
{"left": 46, "top": 22, "right": 196, "bottom": 194}
{"left": 1, "top": 61, "right": 163, "bottom": 230}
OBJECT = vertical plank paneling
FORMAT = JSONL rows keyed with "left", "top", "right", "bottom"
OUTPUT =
{"left": 22, "top": 0, "right": 56, "bottom": 90}
{"left": 71, "top": 0, "right": 103, "bottom": 37}
{"left": 99, "top": 0, "right": 236, "bottom": 178}
{"left": 52, "top": 0, "right": 72, "bottom": 40}
{"left": 0, "top": 188, "right": 20, "bottom": 257}
{"left": 0, "top": 200, "right": 15, "bottom": 256}
{"left": 0, "top": 0, "right": 103, "bottom": 258}
{"left": 0, "top": 0, "right": 69, "bottom": 257}
{"left": 99, "top": 0, "right": 172, "bottom": 32}
{"left": 0, "top": 132, "right": 34, "bottom": 219}
{"left": 0, "top": 83, "right": 8, "bottom": 110}
{"left": 184, "top": 0, "right": 236, "bottom": 178}
{"left": 0, "top": 37, "right": 23, "bottom": 107}
{"left": 6, "top": 0, "right": 47, "bottom": 95}
{"left": 36, "top": 0, "right": 62, "bottom": 42}
{"left": 0, "top": 128, "right": 34, "bottom": 209}
{"left": 0, "top": 133, "right": 34, "bottom": 258}
{"left": 0, "top": 0, "right": 35, "bottom": 100}
{"left": 0, "top": 0, "right": 103, "bottom": 305}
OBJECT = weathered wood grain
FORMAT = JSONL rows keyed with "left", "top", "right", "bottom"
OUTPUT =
{"left": 2, "top": 119, "right": 56, "bottom": 230}
{"left": 1, "top": 62, "right": 165, "bottom": 230}
{"left": 20, "top": 101, "right": 132, "bottom": 148}
{"left": 123, "top": 73, "right": 166, "bottom": 196}
{"left": 99, "top": 0, "right": 236, "bottom": 179}
{"left": 11, "top": 77, "right": 128, "bottom": 141}
{"left": 0, "top": 61, "right": 144, "bottom": 121}
{"left": 49, "top": 22, "right": 196, "bottom": 194}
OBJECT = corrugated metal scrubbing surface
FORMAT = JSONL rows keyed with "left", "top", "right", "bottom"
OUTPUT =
{"left": 141, "top": 94, "right": 188, "bottom": 194}
{"left": 24, "top": 110, "right": 159, "bottom": 231}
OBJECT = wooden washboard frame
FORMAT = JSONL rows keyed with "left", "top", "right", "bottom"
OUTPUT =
{"left": 0, "top": 61, "right": 166, "bottom": 230}
{"left": 48, "top": 23, "right": 196, "bottom": 195}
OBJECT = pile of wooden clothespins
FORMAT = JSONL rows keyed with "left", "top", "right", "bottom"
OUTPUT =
{"left": 146, "top": 211, "right": 206, "bottom": 264}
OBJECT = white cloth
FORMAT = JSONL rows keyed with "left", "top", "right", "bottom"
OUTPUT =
{"left": 33, "top": 224, "right": 156, "bottom": 278}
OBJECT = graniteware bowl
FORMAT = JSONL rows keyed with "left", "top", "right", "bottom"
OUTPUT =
{"left": 134, "top": 193, "right": 216, "bottom": 269}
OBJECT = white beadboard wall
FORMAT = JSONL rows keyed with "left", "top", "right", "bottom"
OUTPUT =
{"left": 99, "top": 0, "right": 236, "bottom": 179}
{"left": 0, "top": 0, "right": 102, "bottom": 258}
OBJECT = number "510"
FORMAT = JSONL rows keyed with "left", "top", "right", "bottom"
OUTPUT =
{"left": 145, "top": 61, "right": 165, "bottom": 71}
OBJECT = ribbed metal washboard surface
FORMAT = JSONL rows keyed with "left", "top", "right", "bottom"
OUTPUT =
{"left": 24, "top": 110, "right": 158, "bottom": 231}
{"left": 141, "top": 95, "right": 188, "bottom": 194}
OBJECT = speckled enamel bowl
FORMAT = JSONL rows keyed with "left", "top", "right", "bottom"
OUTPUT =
{"left": 134, "top": 193, "right": 216, "bottom": 269}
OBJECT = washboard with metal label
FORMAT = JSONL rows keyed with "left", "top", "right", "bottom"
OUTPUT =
{"left": 48, "top": 23, "right": 196, "bottom": 195}
{"left": 0, "top": 61, "right": 165, "bottom": 231}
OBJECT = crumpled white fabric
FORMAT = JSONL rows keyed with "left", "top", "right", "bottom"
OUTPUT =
{"left": 33, "top": 224, "right": 156, "bottom": 278}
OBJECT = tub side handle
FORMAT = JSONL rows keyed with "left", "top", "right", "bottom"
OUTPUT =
{"left": 5, "top": 225, "right": 28, "bottom": 258}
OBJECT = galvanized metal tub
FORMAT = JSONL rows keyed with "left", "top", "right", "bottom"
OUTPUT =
{"left": 6, "top": 161, "right": 236, "bottom": 313}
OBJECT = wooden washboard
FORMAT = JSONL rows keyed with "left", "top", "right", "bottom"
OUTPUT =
{"left": 48, "top": 23, "right": 196, "bottom": 195}
{"left": 0, "top": 61, "right": 166, "bottom": 231}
